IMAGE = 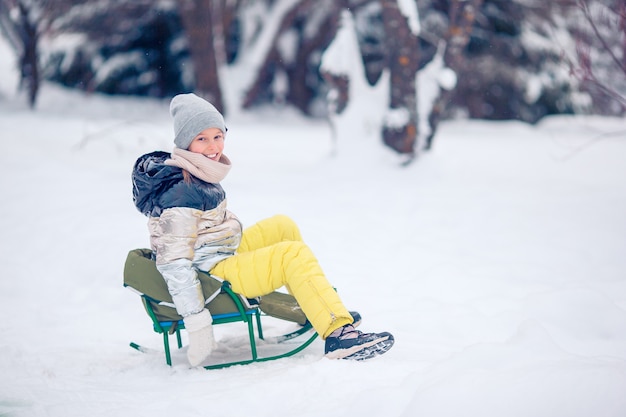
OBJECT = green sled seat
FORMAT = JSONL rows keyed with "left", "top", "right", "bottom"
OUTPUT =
{"left": 123, "top": 248, "right": 318, "bottom": 369}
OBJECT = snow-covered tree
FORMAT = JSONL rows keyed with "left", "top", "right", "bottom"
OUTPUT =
{"left": 232, "top": 0, "right": 340, "bottom": 115}
{"left": 1, "top": 0, "right": 623, "bottom": 162}
{"left": 40, "top": 1, "right": 186, "bottom": 97}
{"left": 561, "top": 0, "right": 626, "bottom": 114}
{"left": 321, "top": 0, "right": 467, "bottom": 160}
{"left": 0, "top": 0, "right": 44, "bottom": 107}
{"left": 320, "top": 7, "right": 378, "bottom": 152}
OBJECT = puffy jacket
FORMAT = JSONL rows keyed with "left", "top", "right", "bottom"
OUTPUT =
{"left": 132, "top": 151, "right": 242, "bottom": 317}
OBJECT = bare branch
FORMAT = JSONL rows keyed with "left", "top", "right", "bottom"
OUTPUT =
{"left": 577, "top": 0, "right": 626, "bottom": 74}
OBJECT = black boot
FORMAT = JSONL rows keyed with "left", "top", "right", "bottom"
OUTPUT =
{"left": 325, "top": 325, "right": 394, "bottom": 361}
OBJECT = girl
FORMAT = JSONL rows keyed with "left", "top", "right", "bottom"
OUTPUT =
{"left": 132, "top": 93, "right": 394, "bottom": 366}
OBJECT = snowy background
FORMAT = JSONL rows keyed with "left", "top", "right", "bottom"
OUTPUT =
{"left": 1, "top": 33, "right": 626, "bottom": 417}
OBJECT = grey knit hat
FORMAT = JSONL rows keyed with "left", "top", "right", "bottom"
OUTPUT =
{"left": 170, "top": 93, "right": 226, "bottom": 150}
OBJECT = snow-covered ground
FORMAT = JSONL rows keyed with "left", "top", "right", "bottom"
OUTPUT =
{"left": 1, "top": 37, "right": 626, "bottom": 417}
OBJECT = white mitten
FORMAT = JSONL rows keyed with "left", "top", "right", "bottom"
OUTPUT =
{"left": 183, "top": 309, "right": 217, "bottom": 367}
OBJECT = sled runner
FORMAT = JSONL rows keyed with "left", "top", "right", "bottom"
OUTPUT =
{"left": 123, "top": 248, "right": 319, "bottom": 369}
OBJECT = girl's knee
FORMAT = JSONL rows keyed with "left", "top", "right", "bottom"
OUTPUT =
{"left": 270, "top": 214, "right": 296, "bottom": 228}
{"left": 268, "top": 214, "right": 302, "bottom": 241}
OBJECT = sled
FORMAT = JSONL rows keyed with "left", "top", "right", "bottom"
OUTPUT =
{"left": 123, "top": 248, "right": 319, "bottom": 369}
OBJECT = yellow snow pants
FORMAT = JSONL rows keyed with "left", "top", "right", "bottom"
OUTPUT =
{"left": 211, "top": 215, "right": 353, "bottom": 339}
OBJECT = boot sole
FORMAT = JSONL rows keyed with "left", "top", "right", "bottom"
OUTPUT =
{"left": 343, "top": 339, "right": 395, "bottom": 361}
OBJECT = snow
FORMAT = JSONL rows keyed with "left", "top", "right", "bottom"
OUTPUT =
{"left": 383, "top": 106, "right": 411, "bottom": 129}
{"left": 93, "top": 51, "right": 145, "bottom": 84}
{"left": 397, "top": 0, "right": 421, "bottom": 36}
{"left": 40, "top": 33, "right": 89, "bottom": 73}
{"left": 2, "top": 35, "right": 626, "bottom": 417}
{"left": 416, "top": 46, "right": 457, "bottom": 149}
{"left": 320, "top": 10, "right": 362, "bottom": 77}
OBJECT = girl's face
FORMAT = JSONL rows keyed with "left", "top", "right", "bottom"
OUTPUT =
{"left": 188, "top": 127, "right": 225, "bottom": 161}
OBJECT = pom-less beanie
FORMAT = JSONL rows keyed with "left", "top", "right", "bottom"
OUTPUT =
{"left": 170, "top": 93, "right": 226, "bottom": 150}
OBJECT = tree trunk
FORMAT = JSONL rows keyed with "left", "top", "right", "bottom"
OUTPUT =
{"left": 176, "top": 0, "right": 224, "bottom": 112}
{"left": 1, "top": 1, "right": 41, "bottom": 108}
{"left": 380, "top": 0, "right": 420, "bottom": 156}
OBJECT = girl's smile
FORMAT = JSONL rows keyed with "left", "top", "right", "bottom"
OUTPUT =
{"left": 188, "top": 127, "right": 225, "bottom": 161}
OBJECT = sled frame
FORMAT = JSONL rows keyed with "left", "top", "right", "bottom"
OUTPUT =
{"left": 130, "top": 281, "right": 318, "bottom": 369}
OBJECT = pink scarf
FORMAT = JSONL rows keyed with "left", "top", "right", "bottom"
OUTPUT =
{"left": 164, "top": 147, "right": 231, "bottom": 183}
